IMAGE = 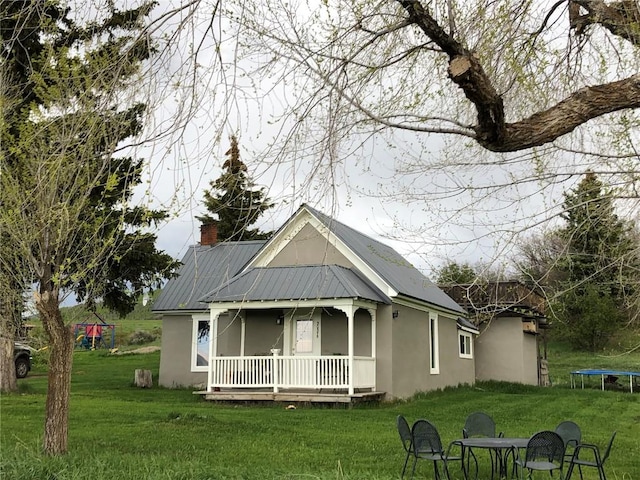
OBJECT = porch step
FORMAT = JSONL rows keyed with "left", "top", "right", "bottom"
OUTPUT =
{"left": 194, "top": 389, "right": 385, "bottom": 404}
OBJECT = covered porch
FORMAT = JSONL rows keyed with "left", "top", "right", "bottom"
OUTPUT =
{"left": 199, "top": 298, "right": 383, "bottom": 400}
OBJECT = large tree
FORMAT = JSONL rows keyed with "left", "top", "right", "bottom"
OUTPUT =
{"left": 553, "top": 172, "right": 636, "bottom": 350}
{"left": 78, "top": 1, "right": 639, "bottom": 268}
{"left": 233, "top": 0, "right": 639, "bottom": 153}
{"left": 0, "top": 0, "right": 177, "bottom": 454}
{"left": 435, "top": 261, "right": 477, "bottom": 285}
{"left": 197, "top": 135, "right": 273, "bottom": 241}
{"left": 210, "top": 0, "right": 640, "bottom": 263}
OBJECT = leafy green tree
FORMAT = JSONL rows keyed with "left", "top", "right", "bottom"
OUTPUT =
{"left": 556, "top": 284, "right": 626, "bottom": 351}
{"left": 197, "top": 135, "right": 273, "bottom": 241}
{"left": 553, "top": 172, "right": 636, "bottom": 351}
{"left": 0, "top": 0, "right": 177, "bottom": 454}
{"left": 435, "top": 261, "right": 477, "bottom": 285}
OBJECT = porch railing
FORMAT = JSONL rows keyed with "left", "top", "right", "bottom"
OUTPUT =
{"left": 209, "top": 355, "right": 375, "bottom": 392}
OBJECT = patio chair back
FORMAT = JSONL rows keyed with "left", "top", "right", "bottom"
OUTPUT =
{"left": 463, "top": 411, "right": 500, "bottom": 438}
{"left": 410, "top": 420, "right": 461, "bottom": 480}
{"left": 398, "top": 415, "right": 412, "bottom": 452}
{"left": 397, "top": 415, "right": 413, "bottom": 478}
{"left": 524, "top": 430, "right": 566, "bottom": 467}
{"left": 556, "top": 420, "right": 581, "bottom": 462}
{"left": 555, "top": 421, "right": 581, "bottom": 449}
{"left": 412, "top": 419, "right": 444, "bottom": 455}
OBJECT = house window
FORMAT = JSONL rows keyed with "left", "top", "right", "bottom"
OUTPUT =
{"left": 459, "top": 331, "right": 473, "bottom": 359}
{"left": 429, "top": 314, "right": 440, "bottom": 374}
{"left": 192, "top": 319, "right": 210, "bottom": 371}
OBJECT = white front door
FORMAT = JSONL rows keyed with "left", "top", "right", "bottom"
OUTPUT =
{"left": 294, "top": 312, "right": 320, "bottom": 356}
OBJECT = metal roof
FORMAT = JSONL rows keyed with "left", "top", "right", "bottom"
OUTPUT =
{"left": 154, "top": 205, "right": 464, "bottom": 315}
{"left": 201, "top": 265, "right": 391, "bottom": 304}
{"left": 457, "top": 317, "right": 480, "bottom": 334}
{"left": 303, "top": 205, "right": 465, "bottom": 313}
{"left": 151, "top": 241, "right": 265, "bottom": 312}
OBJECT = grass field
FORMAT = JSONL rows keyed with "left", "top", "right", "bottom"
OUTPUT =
{"left": 2, "top": 339, "right": 640, "bottom": 480}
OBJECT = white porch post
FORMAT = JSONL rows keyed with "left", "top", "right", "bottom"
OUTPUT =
{"left": 270, "top": 348, "right": 280, "bottom": 393}
{"left": 347, "top": 307, "right": 355, "bottom": 395}
{"left": 336, "top": 304, "right": 356, "bottom": 396}
{"left": 240, "top": 312, "right": 246, "bottom": 357}
{"left": 208, "top": 307, "right": 225, "bottom": 392}
{"left": 368, "top": 307, "right": 377, "bottom": 389}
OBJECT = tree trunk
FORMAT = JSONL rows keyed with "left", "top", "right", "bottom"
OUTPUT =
{"left": 0, "top": 336, "right": 17, "bottom": 392}
{"left": 36, "top": 290, "right": 74, "bottom": 456}
{"left": 0, "top": 277, "right": 22, "bottom": 393}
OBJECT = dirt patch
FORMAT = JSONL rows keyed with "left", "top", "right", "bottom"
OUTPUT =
{"left": 112, "top": 346, "right": 160, "bottom": 355}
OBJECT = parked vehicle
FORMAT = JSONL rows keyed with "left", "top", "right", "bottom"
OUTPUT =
{"left": 14, "top": 342, "right": 33, "bottom": 378}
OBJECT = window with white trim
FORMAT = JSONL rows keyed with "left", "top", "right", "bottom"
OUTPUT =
{"left": 429, "top": 314, "right": 440, "bottom": 374}
{"left": 192, "top": 318, "right": 209, "bottom": 371}
{"left": 459, "top": 331, "right": 473, "bottom": 359}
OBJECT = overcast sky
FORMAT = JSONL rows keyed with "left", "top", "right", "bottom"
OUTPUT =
{"left": 132, "top": 0, "right": 578, "bottom": 280}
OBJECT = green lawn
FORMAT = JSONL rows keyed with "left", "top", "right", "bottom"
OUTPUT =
{"left": 2, "top": 346, "right": 639, "bottom": 480}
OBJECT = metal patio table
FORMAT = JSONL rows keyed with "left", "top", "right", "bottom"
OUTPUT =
{"left": 456, "top": 437, "right": 530, "bottom": 480}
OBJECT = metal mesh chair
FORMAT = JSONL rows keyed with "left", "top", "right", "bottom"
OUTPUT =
{"left": 463, "top": 412, "right": 502, "bottom": 478}
{"left": 410, "top": 419, "right": 462, "bottom": 480}
{"left": 566, "top": 432, "right": 616, "bottom": 480}
{"left": 463, "top": 412, "right": 503, "bottom": 439}
{"left": 555, "top": 421, "right": 581, "bottom": 463}
{"left": 514, "top": 430, "right": 566, "bottom": 479}
{"left": 397, "top": 415, "right": 414, "bottom": 478}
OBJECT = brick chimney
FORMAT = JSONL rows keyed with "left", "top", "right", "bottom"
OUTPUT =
{"left": 200, "top": 222, "right": 218, "bottom": 246}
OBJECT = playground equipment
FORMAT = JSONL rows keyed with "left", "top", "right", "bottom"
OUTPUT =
{"left": 74, "top": 322, "right": 116, "bottom": 349}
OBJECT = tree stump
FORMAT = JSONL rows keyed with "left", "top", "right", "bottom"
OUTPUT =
{"left": 134, "top": 369, "right": 153, "bottom": 388}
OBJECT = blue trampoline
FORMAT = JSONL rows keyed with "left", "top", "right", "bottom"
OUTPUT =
{"left": 570, "top": 369, "right": 640, "bottom": 393}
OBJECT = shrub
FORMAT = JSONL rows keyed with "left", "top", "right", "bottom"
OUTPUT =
{"left": 126, "top": 330, "right": 157, "bottom": 345}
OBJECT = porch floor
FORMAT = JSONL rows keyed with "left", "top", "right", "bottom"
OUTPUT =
{"left": 194, "top": 389, "right": 385, "bottom": 404}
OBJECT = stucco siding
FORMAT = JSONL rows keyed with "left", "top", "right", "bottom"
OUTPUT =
{"left": 438, "top": 314, "right": 476, "bottom": 387}
{"left": 375, "top": 304, "right": 394, "bottom": 398}
{"left": 475, "top": 317, "right": 538, "bottom": 385}
{"left": 243, "top": 310, "right": 285, "bottom": 355}
{"left": 159, "top": 314, "right": 207, "bottom": 388}
{"left": 390, "top": 304, "right": 428, "bottom": 398}
{"left": 267, "top": 223, "right": 353, "bottom": 268}
{"left": 317, "top": 308, "right": 372, "bottom": 356}
{"left": 217, "top": 311, "right": 241, "bottom": 356}
{"left": 354, "top": 309, "right": 372, "bottom": 356}
{"left": 321, "top": 310, "right": 348, "bottom": 355}
{"left": 388, "top": 305, "right": 473, "bottom": 399}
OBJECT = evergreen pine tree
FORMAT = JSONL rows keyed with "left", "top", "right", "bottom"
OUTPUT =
{"left": 198, "top": 136, "right": 273, "bottom": 241}
{"left": 554, "top": 171, "right": 635, "bottom": 350}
